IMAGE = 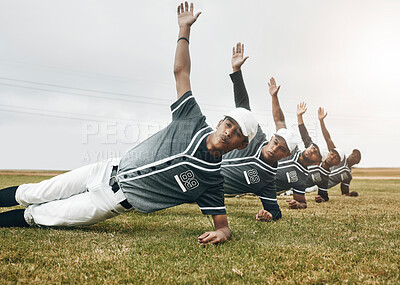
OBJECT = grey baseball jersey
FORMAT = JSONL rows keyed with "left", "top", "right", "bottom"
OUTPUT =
{"left": 221, "top": 70, "right": 281, "bottom": 219}
{"left": 297, "top": 122, "right": 331, "bottom": 200}
{"left": 328, "top": 157, "right": 352, "bottom": 188}
{"left": 308, "top": 164, "right": 330, "bottom": 201}
{"left": 222, "top": 126, "right": 281, "bottom": 219}
{"left": 276, "top": 148, "right": 310, "bottom": 195}
{"left": 117, "top": 91, "right": 226, "bottom": 216}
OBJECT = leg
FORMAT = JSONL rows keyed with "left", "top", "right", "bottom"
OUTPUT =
{"left": 24, "top": 182, "right": 130, "bottom": 227}
{"left": 0, "top": 186, "right": 19, "bottom": 206}
{"left": 16, "top": 158, "right": 121, "bottom": 207}
{"left": 0, "top": 209, "right": 29, "bottom": 227}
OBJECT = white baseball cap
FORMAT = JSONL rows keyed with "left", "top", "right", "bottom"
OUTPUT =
{"left": 224, "top": 108, "right": 258, "bottom": 142}
{"left": 273, "top": 128, "right": 299, "bottom": 153}
{"left": 332, "top": 148, "right": 345, "bottom": 162}
{"left": 320, "top": 148, "right": 329, "bottom": 162}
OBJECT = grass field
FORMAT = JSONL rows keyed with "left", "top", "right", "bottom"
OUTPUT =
{"left": 0, "top": 174, "right": 399, "bottom": 284}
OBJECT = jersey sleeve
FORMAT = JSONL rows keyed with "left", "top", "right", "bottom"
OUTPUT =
{"left": 196, "top": 185, "right": 226, "bottom": 215}
{"left": 298, "top": 123, "right": 313, "bottom": 148}
{"left": 257, "top": 182, "right": 282, "bottom": 220}
{"left": 230, "top": 70, "right": 251, "bottom": 111}
{"left": 317, "top": 188, "right": 329, "bottom": 201}
{"left": 170, "top": 91, "right": 203, "bottom": 120}
{"left": 341, "top": 172, "right": 352, "bottom": 187}
{"left": 291, "top": 179, "right": 308, "bottom": 196}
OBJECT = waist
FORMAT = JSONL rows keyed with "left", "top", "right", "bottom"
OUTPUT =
{"left": 110, "top": 165, "right": 133, "bottom": 210}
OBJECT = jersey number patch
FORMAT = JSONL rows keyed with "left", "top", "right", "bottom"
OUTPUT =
{"left": 243, "top": 169, "right": 260, "bottom": 185}
{"left": 286, "top": 170, "right": 298, "bottom": 183}
{"left": 174, "top": 170, "right": 199, "bottom": 192}
{"left": 311, "top": 172, "right": 322, "bottom": 183}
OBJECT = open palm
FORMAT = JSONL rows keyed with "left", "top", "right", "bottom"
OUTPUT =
{"left": 177, "top": 2, "right": 201, "bottom": 27}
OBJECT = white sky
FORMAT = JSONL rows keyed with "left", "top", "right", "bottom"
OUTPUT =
{"left": 0, "top": 0, "right": 399, "bottom": 169}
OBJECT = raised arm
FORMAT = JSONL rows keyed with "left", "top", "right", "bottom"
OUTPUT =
{"left": 318, "top": 107, "right": 336, "bottom": 150}
{"left": 174, "top": 2, "right": 201, "bottom": 99}
{"left": 297, "top": 102, "right": 313, "bottom": 148}
{"left": 230, "top": 42, "right": 251, "bottom": 110}
{"left": 268, "top": 77, "right": 286, "bottom": 130}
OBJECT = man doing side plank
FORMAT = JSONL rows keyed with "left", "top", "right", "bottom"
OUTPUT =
{"left": 221, "top": 43, "right": 297, "bottom": 221}
{"left": 297, "top": 103, "right": 343, "bottom": 203}
{"left": 0, "top": 2, "right": 258, "bottom": 245}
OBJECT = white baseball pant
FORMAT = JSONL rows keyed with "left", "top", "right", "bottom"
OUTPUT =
{"left": 15, "top": 157, "right": 131, "bottom": 227}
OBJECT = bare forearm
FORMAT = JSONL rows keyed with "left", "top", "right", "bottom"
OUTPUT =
{"left": 297, "top": 114, "right": 304, "bottom": 125}
{"left": 174, "top": 26, "right": 191, "bottom": 75}
{"left": 319, "top": 119, "right": 335, "bottom": 149}
{"left": 293, "top": 193, "right": 307, "bottom": 209}
{"left": 213, "top": 215, "right": 232, "bottom": 239}
{"left": 271, "top": 95, "right": 286, "bottom": 129}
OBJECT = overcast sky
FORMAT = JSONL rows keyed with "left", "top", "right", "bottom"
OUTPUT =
{"left": 0, "top": 0, "right": 399, "bottom": 169}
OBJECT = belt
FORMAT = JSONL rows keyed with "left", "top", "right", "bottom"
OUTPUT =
{"left": 110, "top": 165, "right": 133, "bottom": 210}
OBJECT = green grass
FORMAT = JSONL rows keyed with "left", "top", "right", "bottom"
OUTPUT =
{"left": 1, "top": 175, "right": 399, "bottom": 284}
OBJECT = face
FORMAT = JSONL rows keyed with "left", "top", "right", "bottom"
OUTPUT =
{"left": 325, "top": 150, "right": 340, "bottom": 166}
{"left": 262, "top": 135, "right": 290, "bottom": 162}
{"left": 210, "top": 118, "right": 248, "bottom": 154}
{"left": 302, "top": 144, "right": 322, "bottom": 165}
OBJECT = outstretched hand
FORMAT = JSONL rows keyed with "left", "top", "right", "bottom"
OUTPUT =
{"left": 177, "top": 2, "right": 201, "bottom": 27}
{"left": 297, "top": 102, "right": 308, "bottom": 116}
{"left": 232, "top": 42, "right": 249, "bottom": 72}
{"left": 268, "top": 77, "right": 281, "bottom": 97}
{"left": 318, "top": 107, "right": 327, "bottom": 121}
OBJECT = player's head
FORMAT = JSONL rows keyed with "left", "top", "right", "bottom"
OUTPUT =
{"left": 347, "top": 149, "right": 361, "bottom": 166}
{"left": 324, "top": 148, "right": 344, "bottom": 167}
{"left": 301, "top": 143, "right": 323, "bottom": 166}
{"left": 263, "top": 128, "right": 297, "bottom": 162}
{"left": 211, "top": 108, "right": 258, "bottom": 155}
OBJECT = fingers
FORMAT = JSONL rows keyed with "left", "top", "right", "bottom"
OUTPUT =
{"left": 270, "top": 77, "right": 276, "bottom": 86}
{"left": 178, "top": 2, "right": 198, "bottom": 15}
{"left": 198, "top": 232, "right": 210, "bottom": 240}
{"left": 198, "top": 232, "right": 217, "bottom": 245}
{"left": 257, "top": 210, "right": 273, "bottom": 222}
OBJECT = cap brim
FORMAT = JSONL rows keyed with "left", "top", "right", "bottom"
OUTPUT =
{"left": 224, "top": 115, "right": 247, "bottom": 137}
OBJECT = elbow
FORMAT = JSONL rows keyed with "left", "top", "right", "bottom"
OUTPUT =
{"left": 173, "top": 63, "right": 190, "bottom": 78}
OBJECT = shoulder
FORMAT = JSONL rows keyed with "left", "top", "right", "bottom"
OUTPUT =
{"left": 171, "top": 91, "right": 203, "bottom": 121}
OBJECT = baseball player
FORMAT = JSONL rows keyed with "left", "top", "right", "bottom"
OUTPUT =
{"left": 221, "top": 43, "right": 298, "bottom": 222}
{"left": 296, "top": 103, "right": 343, "bottom": 203}
{"left": 328, "top": 149, "right": 361, "bottom": 197}
{"left": 273, "top": 94, "right": 324, "bottom": 209}
{"left": 0, "top": 2, "right": 259, "bottom": 245}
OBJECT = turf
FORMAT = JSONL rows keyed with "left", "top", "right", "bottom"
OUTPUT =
{"left": 0, "top": 175, "right": 399, "bottom": 284}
